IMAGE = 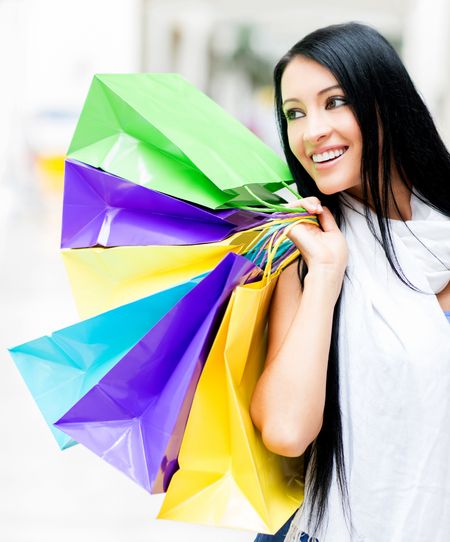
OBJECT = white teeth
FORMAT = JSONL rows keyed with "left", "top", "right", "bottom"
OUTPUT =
{"left": 312, "top": 147, "right": 346, "bottom": 163}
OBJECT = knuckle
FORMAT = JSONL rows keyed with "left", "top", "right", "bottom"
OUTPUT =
{"left": 302, "top": 197, "right": 321, "bottom": 208}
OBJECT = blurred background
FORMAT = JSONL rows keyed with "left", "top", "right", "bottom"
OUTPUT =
{"left": 1, "top": 0, "right": 449, "bottom": 541}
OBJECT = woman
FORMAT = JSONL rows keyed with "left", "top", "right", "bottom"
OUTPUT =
{"left": 250, "top": 22, "right": 450, "bottom": 541}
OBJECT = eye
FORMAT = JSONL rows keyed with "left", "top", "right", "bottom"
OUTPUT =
{"left": 326, "top": 96, "right": 347, "bottom": 109}
{"left": 284, "top": 108, "right": 305, "bottom": 121}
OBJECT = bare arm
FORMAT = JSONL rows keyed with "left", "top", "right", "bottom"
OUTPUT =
{"left": 250, "top": 198, "right": 347, "bottom": 457}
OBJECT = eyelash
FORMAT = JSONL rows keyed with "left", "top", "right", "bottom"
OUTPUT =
{"left": 285, "top": 96, "right": 348, "bottom": 121}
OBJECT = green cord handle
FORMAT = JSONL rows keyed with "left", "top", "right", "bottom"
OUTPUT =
{"left": 280, "top": 180, "right": 302, "bottom": 199}
{"left": 241, "top": 186, "right": 307, "bottom": 214}
{"left": 234, "top": 205, "right": 277, "bottom": 213}
{"left": 236, "top": 204, "right": 310, "bottom": 214}
{"left": 243, "top": 186, "right": 286, "bottom": 210}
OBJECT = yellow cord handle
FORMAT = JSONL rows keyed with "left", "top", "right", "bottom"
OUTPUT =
{"left": 262, "top": 217, "right": 320, "bottom": 285}
{"left": 240, "top": 215, "right": 318, "bottom": 254}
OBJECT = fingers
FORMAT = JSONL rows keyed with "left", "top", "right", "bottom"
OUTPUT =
{"left": 284, "top": 198, "right": 339, "bottom": 234}
{"left": 316, "top": 206, "right": 339, "bottom": 232}
{"left": 286, "top": 205, "right": 339, "bottom": 234}
{"left": 284, "top": 196, "right": 323, "bottom": 214}
{"left": 285, "top": 221, "right": 317, "bottom": 242}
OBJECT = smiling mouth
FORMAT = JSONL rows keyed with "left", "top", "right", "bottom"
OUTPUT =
{"left": 312, "top": 146, "right": 349, "bottom": 164}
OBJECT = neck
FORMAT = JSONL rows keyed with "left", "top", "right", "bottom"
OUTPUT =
{"left": 386, "top": 178, "right": 413, "bottom": 221}
{"left": 345, "top": 171, "right": 412, "bottom": 221}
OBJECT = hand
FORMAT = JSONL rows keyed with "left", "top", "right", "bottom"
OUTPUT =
{"left": 284, "top": 197, "right": 348, "bottom": 282}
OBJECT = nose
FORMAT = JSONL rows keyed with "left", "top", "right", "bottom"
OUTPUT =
{"left": 302, "top": 111, "right": 331, "bottom": 144}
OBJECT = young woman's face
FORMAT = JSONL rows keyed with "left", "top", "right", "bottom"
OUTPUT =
{"left": 281, "top": 55, "right": 363, "bottom": 196}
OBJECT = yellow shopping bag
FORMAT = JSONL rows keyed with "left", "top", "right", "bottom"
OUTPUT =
{"left": 158, "top": 243, "right": 304, "bottom": 533}
{"left": 62, "top": 229, "right": 264, "bottom": 318}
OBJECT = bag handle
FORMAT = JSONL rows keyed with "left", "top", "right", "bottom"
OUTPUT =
{"left": 262, "top": 218, "right": 319, "bottom": 284}
{"left": 241, "top": 215, "right": 316, "bottom": 258}
{"left": 236, "top": 185, "right": 307, "bottom": 214}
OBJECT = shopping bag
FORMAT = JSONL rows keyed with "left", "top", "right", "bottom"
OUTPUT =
{"left": 62, "top": 229, "right": 265, "bottom": 318}
{"left": 158, "top": 256, "right": 304, "bottom": 533}
{"left": 55, "top": 253, "right": 257, "bottom": 493}
{"left": 61, "top": 159, "right": 269, "bottom": 248}
{"left": 8, "top": 275, "right": 203, "bottom": 450}
{"left": 67, "top": 73, "right": 292, "bottom": 209}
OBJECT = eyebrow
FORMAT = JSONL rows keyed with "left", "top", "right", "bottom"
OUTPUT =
{"left": 282, "top": 85, "right": 342, "bottom": 107}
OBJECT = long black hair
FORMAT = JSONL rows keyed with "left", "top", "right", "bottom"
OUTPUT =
{"left": 273, "top": 21, "right": 450, "bottom": 535}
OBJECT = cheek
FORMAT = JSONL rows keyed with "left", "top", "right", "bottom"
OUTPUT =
{"left": 351, "top": 129, "right": 363, "bottom": 163}
{"left": 341, "top": 118, "right": 363, "bottom": 164}
{"left": 344, "top": 116, "right": 363, "bottom": 149}
{"left": 287, "top": 126, "right": 309, "bottom": 164}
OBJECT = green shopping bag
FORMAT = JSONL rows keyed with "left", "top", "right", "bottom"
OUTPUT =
{"left": 67, "top": 73, "right": 293, "bottom": 209}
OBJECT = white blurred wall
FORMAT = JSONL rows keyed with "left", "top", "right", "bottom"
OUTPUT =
{"left": 24, "top": 0, "right": 141, "bottom": 112}
{"left": 403, "top": 0, "right": 450, "bottom": 142}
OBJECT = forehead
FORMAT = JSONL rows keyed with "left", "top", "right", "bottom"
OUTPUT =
{"left": 281, "top": 56, "right": 339, "bottom": 100}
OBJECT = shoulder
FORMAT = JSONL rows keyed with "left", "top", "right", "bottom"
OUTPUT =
{"left": 270, "top": 258, "right": 303, "bottom": 312}
{"left": 274, "top": 259, "right": 302, "bottom": 298}
{"left": 266, "top": 260, "right": 302, "bottom": 364}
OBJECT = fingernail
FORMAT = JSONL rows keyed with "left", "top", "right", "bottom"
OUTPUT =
{"left": 317, "top": 204, "right": 323, "bottom": 212}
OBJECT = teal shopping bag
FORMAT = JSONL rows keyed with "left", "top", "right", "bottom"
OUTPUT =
{"left": 9, "top": 275, "right": 203, "bottom": 449}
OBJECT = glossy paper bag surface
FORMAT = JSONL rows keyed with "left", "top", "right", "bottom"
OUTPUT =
{"left": 55, "top": 253, "right": 257, "bottom": 493}
{"left": 67, "top": 73, "right": 291, "bottom": 209}
{"left": 158, "top": 274, "right": 304, "bottom": 533}
{"left": 9, "top": 276, "right": 202, "bottom": 449}
{"left": 61, "top": 160, "right": 268, "bottom": 248}
{"left": 62, "top": 229, "right": 263, "bottom": 318}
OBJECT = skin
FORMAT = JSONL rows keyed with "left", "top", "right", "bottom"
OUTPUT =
{"left": 250, "top": 56, "right": 450, "bottom": 457}
{"left": 282, "top": 56, "right": 364, "bottom": 197}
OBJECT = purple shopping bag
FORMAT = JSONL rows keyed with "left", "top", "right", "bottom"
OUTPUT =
{"left": 55, "top": 252, "right": 258, "bottom": 493}
{"left": 61, "top": 160, "right": 268, "bottom": 248}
